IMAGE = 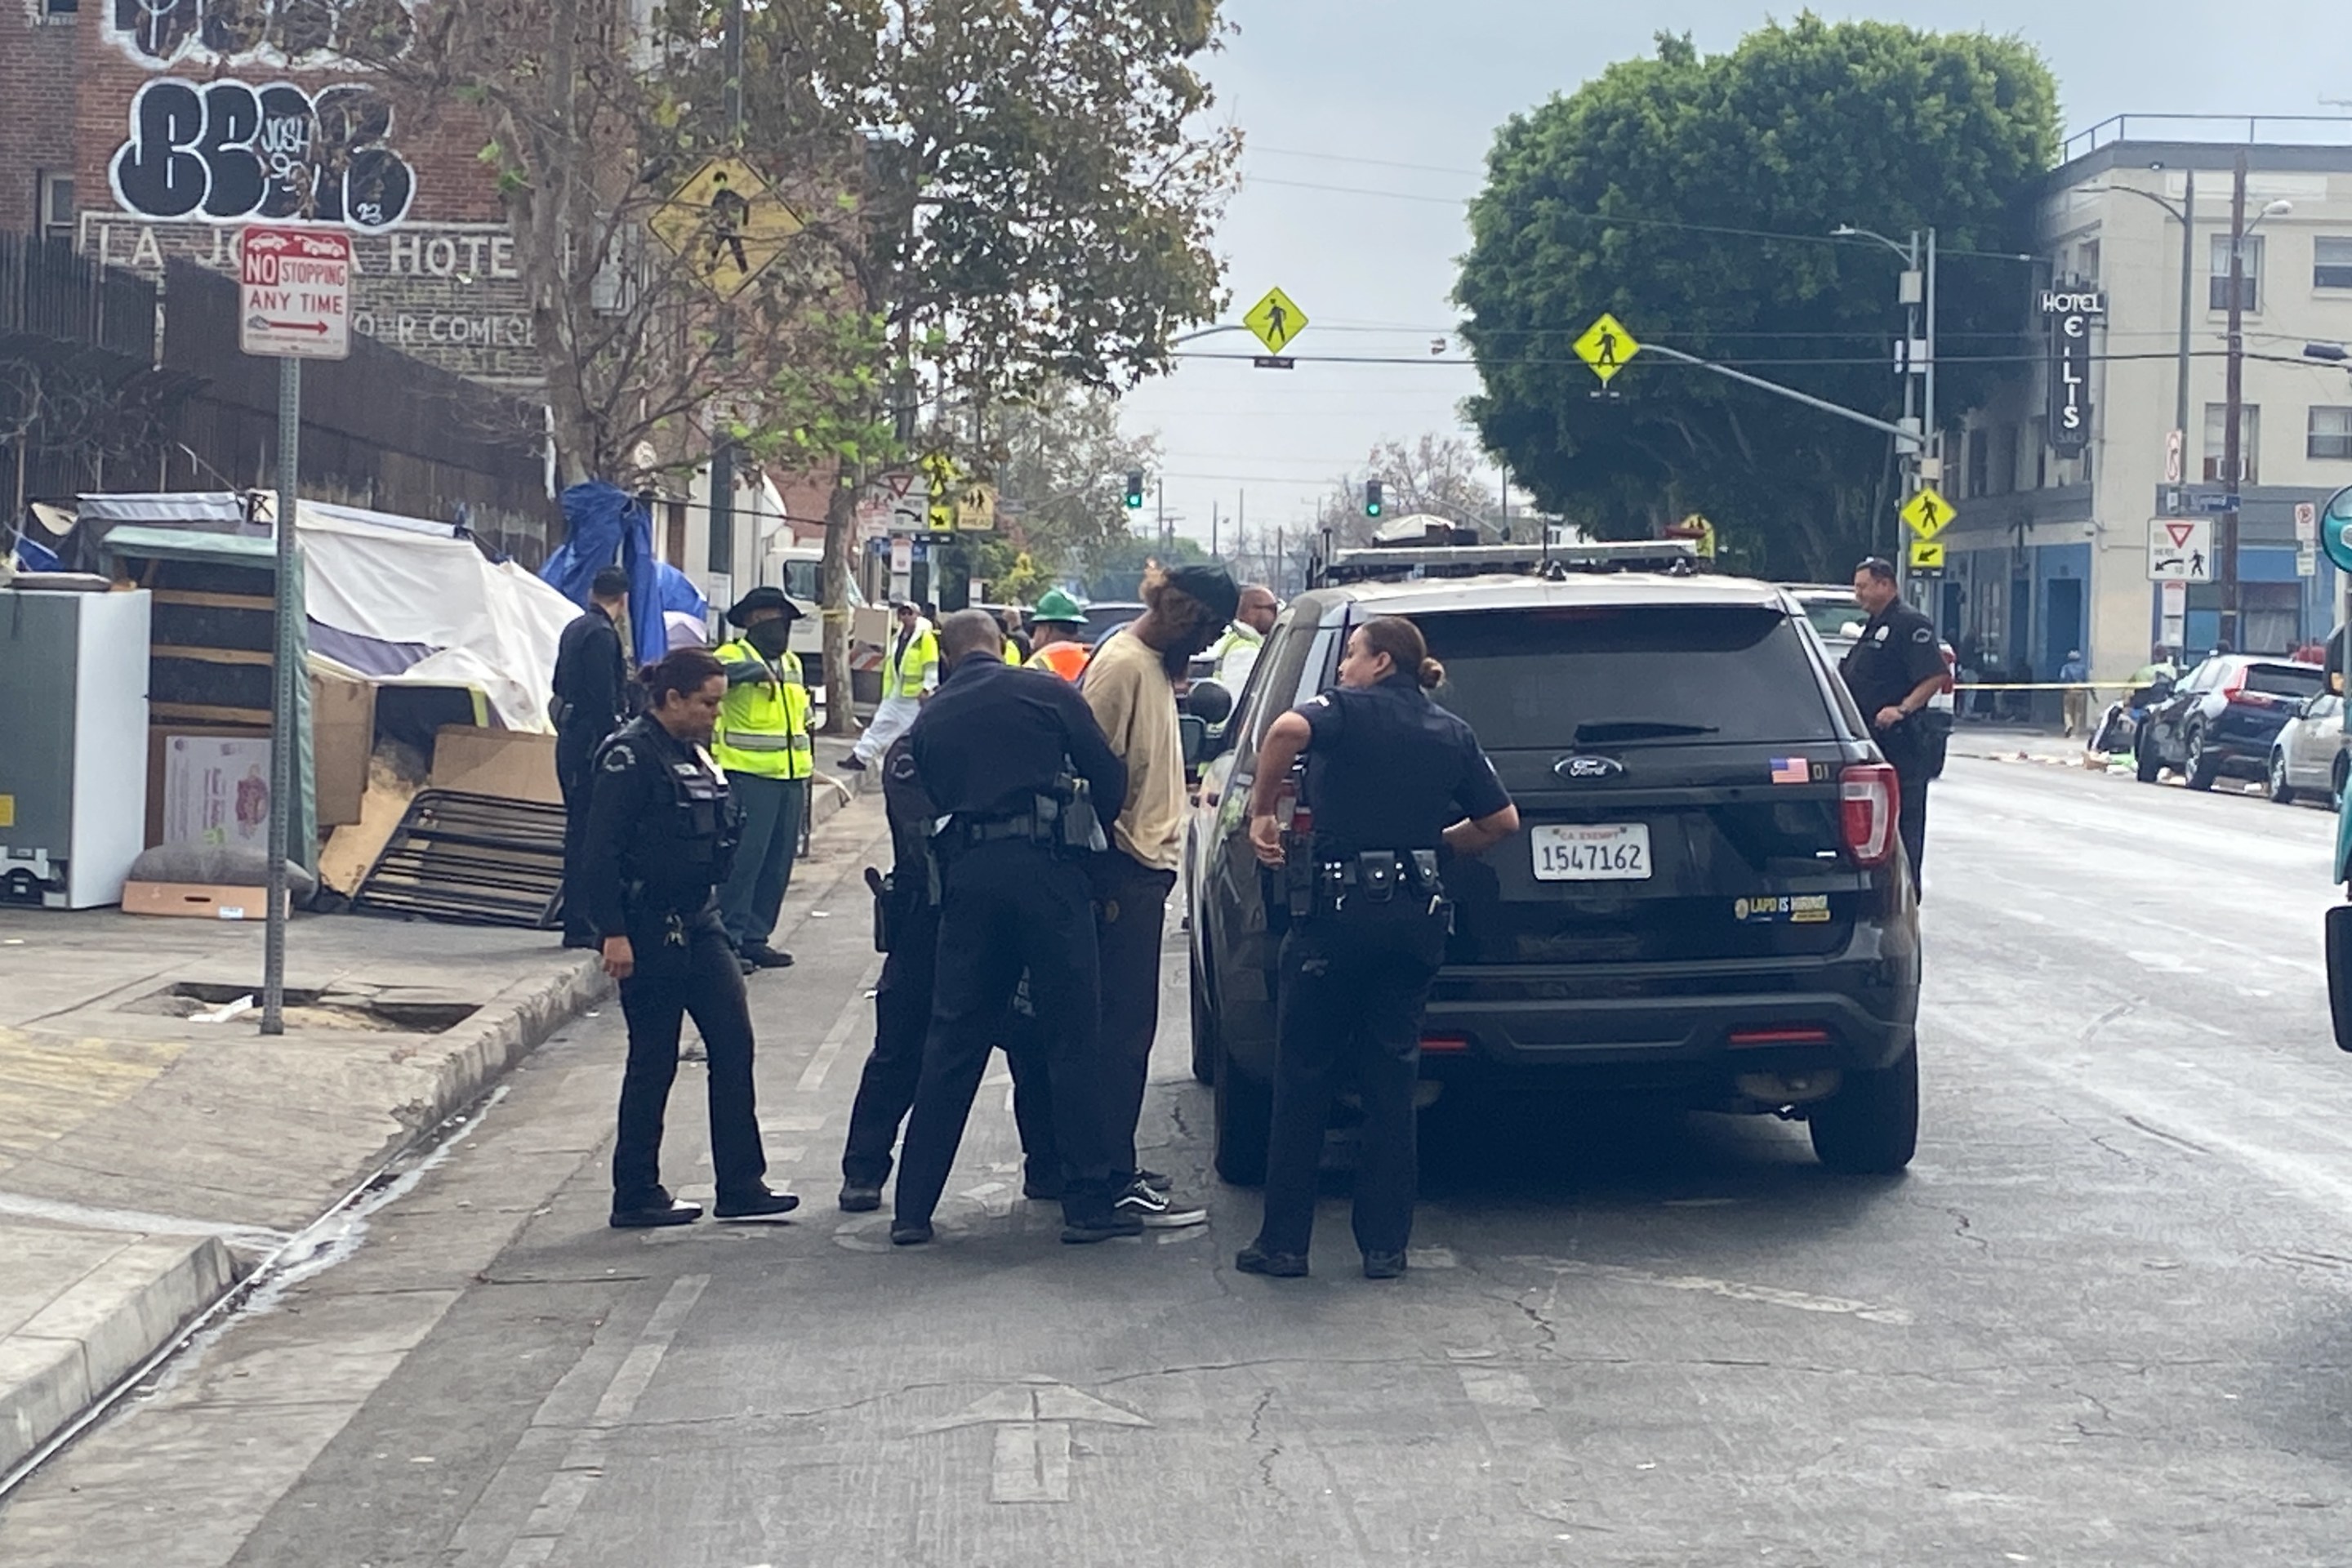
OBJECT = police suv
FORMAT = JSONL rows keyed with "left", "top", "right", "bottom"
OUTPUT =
{"left": 1183, "top": 541, "right": 1922, "bottom": 1183}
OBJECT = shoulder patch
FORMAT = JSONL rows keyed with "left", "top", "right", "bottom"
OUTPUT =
{"left": 1307, "top": 694, "right": 1332, "bottom": 708}
{"left": 600, "top": 742, "right": 635, "bottom": 772}
{"left": 1912, "top": 625, "right": 1935, "bottom": 644}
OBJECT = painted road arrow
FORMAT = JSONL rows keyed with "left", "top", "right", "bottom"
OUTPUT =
{"left": 919, "top": 1376, "right": 1152, "bottom": 1502}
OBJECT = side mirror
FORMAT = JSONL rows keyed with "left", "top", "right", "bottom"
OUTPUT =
{"left": 1187, "top": 679, "right": 1235, "bottom": 727}
{"left": 1178, "top": 715, "right": 1207, "bottom": 767}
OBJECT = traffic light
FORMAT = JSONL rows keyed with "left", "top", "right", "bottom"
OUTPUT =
{"left": 1365, "top": 480, "right": 1384, "bottom": 519}
{"left": 1125, "top": 470, "right": 1145, "bottom": 510}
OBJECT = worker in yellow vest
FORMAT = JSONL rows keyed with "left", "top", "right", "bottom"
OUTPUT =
{"left": 713, "top": 586, "right": 813, "bottom": 973}
{"left": 841, "top": 599, "right": 938, "bottom": 772}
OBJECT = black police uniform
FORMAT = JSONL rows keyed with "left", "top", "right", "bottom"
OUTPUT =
{"left": 553, "top": 603, "right": 634, "bottom": 947}
{"left": 581, "top": 714, "right": 773, "bottom": 1222}
{"left": 895, "top": 653, "right": 1129, "bottom": 1241}
{"left": 837, "top": 735, "right": 1060, "bottom": 1200}
{"left": 1838, "top": 598, "right": 1944, "bottom": 894}
{"left": 1252, "top": 672, "right": 1512, "bottom": 1269}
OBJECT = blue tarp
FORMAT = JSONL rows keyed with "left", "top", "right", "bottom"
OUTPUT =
{"left": 657, "top": 562, "right": 708, "bottom": 620}
{"left": 11, "top": 532, "right": 60, "bottom": 572}
{"left": 541, "top": 482, "right": 669, "bottom": 670}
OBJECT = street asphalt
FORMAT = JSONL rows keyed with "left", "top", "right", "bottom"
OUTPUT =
{"left": 5, "top": 755, "right": 2352, "bottom": 1566}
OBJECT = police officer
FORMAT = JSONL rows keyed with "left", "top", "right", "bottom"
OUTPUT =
{"left": 581, "top": 648, "right": 798, "bottom": 1228}
{"left": 712, "top": 586, "right": 813, "bottom": 973}
{"left": 552, "top": 566, "right": 635, "bottom": 948}
{"left": 835, "top": 733, "right": 1061, "bottom": 1212}
{"left": 1238, "top": 615, "right": 1518, "bottom": 1281}
{"left": 1838, "top": 557, "right": 1947, "bottom": 896}
{"left": 892, "top": 610, "right": 1130, "bottom": 1247}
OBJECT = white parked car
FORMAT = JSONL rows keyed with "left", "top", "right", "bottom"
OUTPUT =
{"left": 2267, "top": 690, "right": 2350, "bottom": 808}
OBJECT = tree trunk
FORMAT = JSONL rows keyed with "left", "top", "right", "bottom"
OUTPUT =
{"left": 819, "top": 478, "right": 859, "bottom": 736}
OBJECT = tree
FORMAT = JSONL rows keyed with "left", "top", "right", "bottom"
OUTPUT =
{"left": 1080, "top": 530, "right": 1210, "bottom": 602}
{"left": 1312, "top": 434, "right": 1513, "bottom": 547}
{"left": 1456, "top": 19, "right": 2058, "bottom": 578}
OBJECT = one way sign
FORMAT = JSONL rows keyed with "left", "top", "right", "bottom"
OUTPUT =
{"left": 2147, "top": 516, "right": 2212, "bottom": 582}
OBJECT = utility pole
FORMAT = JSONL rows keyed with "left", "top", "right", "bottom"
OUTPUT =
{"left": 1156, "top": 479, "right": 1167, "bottom": 551}
{"left": 2175, "top": 169, "right": 2197, "bottom": 457}
{"left": 2221, "top": 150, "right": 2248, "bottom": 653}
{"left": 706, "top": 0, "right": 746, "bottom": 584}
{"left": 1922, "top": 226, "right": 1942, "bottom": 639}
{"left": 1210, "top": 499, "right": 1219, "bottom": 557}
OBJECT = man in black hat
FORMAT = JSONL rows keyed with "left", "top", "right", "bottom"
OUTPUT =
{"left": 713, "top": 585, "right": 814, "bottom": 972}
{"left": 552, "top": 566, "right": 635, "bottom": 948}
{"left": 1079, "top": 559, "right": 1239, "bottom": 1229}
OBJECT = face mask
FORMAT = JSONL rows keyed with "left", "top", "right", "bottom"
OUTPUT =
{"left": 747, "top": 620, "right": 791, "bottom": 657}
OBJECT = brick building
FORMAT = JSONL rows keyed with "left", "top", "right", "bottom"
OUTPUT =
{"left": 0, "top": 0, "right": 540, "bottom": 385}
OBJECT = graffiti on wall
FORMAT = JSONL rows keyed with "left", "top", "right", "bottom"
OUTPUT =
{"left": 109, "top": 78, "right": 416, "bottom": 229}
{"left": 105, "top": 0, "right": 416, "bottom": 68}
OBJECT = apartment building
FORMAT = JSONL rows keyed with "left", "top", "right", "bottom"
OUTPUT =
{"left": 1936, "top": 119, "right": 2352, "bottom": 681}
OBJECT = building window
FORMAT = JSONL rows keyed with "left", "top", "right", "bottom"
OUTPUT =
{"left": 1966, "top": 429, "right": 1989, "bottom": 497}
{"left": 2211, "top": 234, "right": 2264, "bottom": 312}
{"left": 2204, "top": 402, "right": 2261, "bottom": 483}
{"left": 44, "top": 0, "right": 77, "bottom": 13}
{"left": 2310, "top": 407, "right": 2352, "bottom": 461}
{"left": 38, "top": 173, "right": 74, "bottom": 244}
{"left": 2077, "top": 239, "right": 2101, "bottom": 284}
{"left": 2317, "top": 238, "right": 2352, "bottom": 291}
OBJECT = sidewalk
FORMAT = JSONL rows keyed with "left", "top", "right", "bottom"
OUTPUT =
{"left": 0, "top": 760, "right": 856, "bottom": 1481}
{"left": 1946, "top": 721, "right": 2110, "bottom": 770}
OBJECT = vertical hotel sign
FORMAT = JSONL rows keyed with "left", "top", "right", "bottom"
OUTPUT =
{"left": 2042, "top": 286, "right": 2104, "bottom": 458}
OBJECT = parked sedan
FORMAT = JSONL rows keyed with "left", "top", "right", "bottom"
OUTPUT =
{"left": 2136, "top": 655, "right": 2327, "bottom": 791}
{"left": 2268, "top": 691, "right": 2350, "bottom": 807}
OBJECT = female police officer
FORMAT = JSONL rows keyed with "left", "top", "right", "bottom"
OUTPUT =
{"left": 581, "top": 648, "right": 798, "bottom": 1229}
{"left": 1236, "top": 616, "right": 1519, "bottom": 1281}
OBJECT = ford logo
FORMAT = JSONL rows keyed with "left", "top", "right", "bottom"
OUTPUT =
{"left": 1554, "top": 755, "right": 1624, "bottom": 781}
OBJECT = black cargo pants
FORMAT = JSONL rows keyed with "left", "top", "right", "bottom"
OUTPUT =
{"left": 612, "top": 910, "right": 768, "bottom": 1209}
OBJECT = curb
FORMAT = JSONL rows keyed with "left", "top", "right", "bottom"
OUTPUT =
{"left": 391, "top": 955, "right": 612, "bottom": 1139}
{"left": 0, "top": 1235, "right": 237, "bottom": 1477}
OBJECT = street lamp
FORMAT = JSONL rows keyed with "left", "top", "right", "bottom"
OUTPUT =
{"left": 2084, "top": 167, "right": 2197, "bottom": 462}
{"left": 1835, "top": 223, "right": 1936, "bottom": 612}
{"left": 2220, "top": 149, "right": 2294, "bottom": 652}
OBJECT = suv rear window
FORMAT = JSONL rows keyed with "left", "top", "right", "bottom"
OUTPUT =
{"left": 1794, "top": 597, "right": 1864, "bottom": 642}
{"left": 2247, "top": 662, "right": 2325, "bottom": 698}
{"left": 1415, "top": 604, "right": 1839, "bottom": 749}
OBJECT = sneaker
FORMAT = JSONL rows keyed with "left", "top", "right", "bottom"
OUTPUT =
{"left": 1115, "top": 1178, "right": 1207, "bottom": 1229}
{"left": 714, "top": 1188, "right": 800, "bottom": 1220}
{"left": 1136, "top": 1167, "right": 1171, "bottom": 1189}
{"left": 1361, "top": 1250, "right": 1407, "bottom": 1281}
{"left": 838, "top": 1183, "right": 884, "bottom": 1213}
{"left": 610, "top": 1197, "right": 702, "bottom": 1230}
{"left": 1235, "top": 1242, "right": 1308, "bottom": 1278}
{"left": 1061, "top": 1212, "right": 1145, "bottom": 1245}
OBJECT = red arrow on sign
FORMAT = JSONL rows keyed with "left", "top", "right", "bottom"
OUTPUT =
{"left": 2165, "top": 521, "right": 2197, "bottom": 548}
{"left": 258, "top": 318, "right": 331, "bottom": 334}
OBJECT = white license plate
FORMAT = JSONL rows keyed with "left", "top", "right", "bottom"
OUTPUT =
{"left": 1531, "top": 823, "right": 1652, "bottom": 881}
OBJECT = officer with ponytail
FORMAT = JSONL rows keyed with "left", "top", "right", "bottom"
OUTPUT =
{"left": 581, "top": 648, "right": 798, "bottom": 1229}
{"left": 1236, "top": 616, "right": 1519, "bottom": 1281}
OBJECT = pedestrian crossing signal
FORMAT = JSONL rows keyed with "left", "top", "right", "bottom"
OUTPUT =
{"left": 1125, "top": 471, "right": 1144, "bottom": 510}
{"left": 1365, "top": 480, "right": 1384, "bottom": 518}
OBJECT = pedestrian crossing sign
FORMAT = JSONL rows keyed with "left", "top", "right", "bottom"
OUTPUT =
{"left": 1573, "top": 314, "right": 1640, "bottom": 385}
{"left": 652, "top": 157, "right": 804, "bottom": 299}
{"left": 1909, "top": 537, "right": 1946, "bottom": 572}
{"left": 1900, "top": 486, "right": 1956, "bottom": 541}
{"left": 1244, "top": 287, "right": 1308, "bottom": 355}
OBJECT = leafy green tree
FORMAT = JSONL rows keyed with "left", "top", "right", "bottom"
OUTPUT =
{"left": 1456, "top": 19, "right": 2058, "bottom": 577}
{"left": 1081, "top": 531, "right": 1210, "bottom": 602}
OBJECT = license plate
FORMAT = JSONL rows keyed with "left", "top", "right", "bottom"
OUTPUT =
{"left": 1531, "top": 823, "right": 1651, "bottom": 881}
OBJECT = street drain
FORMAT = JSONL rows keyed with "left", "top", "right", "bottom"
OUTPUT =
{"left": 127, "top": 982, "right": 480, "bottom": 1034}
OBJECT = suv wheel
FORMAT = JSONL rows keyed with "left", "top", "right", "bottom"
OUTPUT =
{"left": 1807, "top": 1047, "right": 1918, "bottom": 1174}
{"left": 2135, "top": 728, "right": 2164, "bottom": 783}
{"left": 1212, "top": 1044, "right": 1273, "bottom": 1186}
{"left": 2184, "top": 724, "right": 2221, "bottom": 791}
{"left": 1188, "top": 962, "right": 1218, "bottom": 1085}
{"left": 2270, "top": 749, "right": 2298, "bottom": 806}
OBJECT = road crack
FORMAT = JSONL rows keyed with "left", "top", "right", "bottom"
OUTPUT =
{"left": 1245, "top": 1388, "right": 1284, "bottom": 1497}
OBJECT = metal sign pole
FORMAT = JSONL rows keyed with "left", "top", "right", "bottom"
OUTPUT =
{"left": 262, "top": 354, "right": 300, "bottom": 1036}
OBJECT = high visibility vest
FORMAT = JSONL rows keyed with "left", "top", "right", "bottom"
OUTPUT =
{"left": 711, "top": 639, "right": 813, "bottom": 780}
{"left": 885, "top": 626, "right": 938, "bottom": 699}
{"left": 1028, "top": 640, "right": 1089, "bottom": 681}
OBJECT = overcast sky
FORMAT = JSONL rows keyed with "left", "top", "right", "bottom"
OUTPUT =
{"left": 1120, "top": 0, "right": 2347, "bottom": 555}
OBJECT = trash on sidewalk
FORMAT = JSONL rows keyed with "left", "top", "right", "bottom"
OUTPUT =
{"left": 188, "top": 993, "right": 256, "bottom": 1023}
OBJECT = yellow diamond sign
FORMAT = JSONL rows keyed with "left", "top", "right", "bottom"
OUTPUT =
{"left": 1573, "top": 313, "right": 1640, "bottom": 385}
{"left": 1900, "top": 485, "right": 1956, "bottom": 541}
{"left": 651, "top": 156, "right": 804, "bottom": 298}
{"left": 1243, "top": 287, "right": 1308, "bottom": 355}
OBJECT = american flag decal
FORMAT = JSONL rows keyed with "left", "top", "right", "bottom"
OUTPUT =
{"left": 1769, "top": 757, "right": 1808, "bottom": 785}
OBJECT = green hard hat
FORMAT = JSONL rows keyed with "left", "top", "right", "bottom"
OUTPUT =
{"left": 1031, "top": 588, "right": 1087, "bottom": 625}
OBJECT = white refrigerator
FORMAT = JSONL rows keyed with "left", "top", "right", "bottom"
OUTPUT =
{"left": 0, "top": 586, "right": 152, "bottom": 908}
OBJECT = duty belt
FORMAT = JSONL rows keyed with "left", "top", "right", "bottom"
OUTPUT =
{"left": 956, "top": 815, "right": 1053, "bottom": 849}
{"left": 1312, "top": 849, "right": 1446, "bottom": 915}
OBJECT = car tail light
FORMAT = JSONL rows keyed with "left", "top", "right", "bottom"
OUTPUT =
{"left": 1839, "top": 764, "right": 1899, "bottom": 867}
{"left": 2220, "top": 667, "right": 2247, "bottom": 702}
{"left": 1421, "top": 1035, "right": 1470, "bottom": 1054}
{"left": 1729, "top": 1027, "right": 1833, "bottom": 1048}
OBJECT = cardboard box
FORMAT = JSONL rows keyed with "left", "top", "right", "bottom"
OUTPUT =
{"left": 122, "top": 880, "right": 287, "bottom": 920}
{"left": 309, "top": 668, "right": 376, "bottom": 828}
{"left": 429, "top": 725, "right": 560, "bottom": 804}
{"left": 160, "top": 735, "right": 274, "bottom": 851}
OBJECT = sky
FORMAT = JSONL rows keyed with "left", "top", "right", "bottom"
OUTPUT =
{"left": 1119, "top": 0, "right": 2349, "bottom": 554}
